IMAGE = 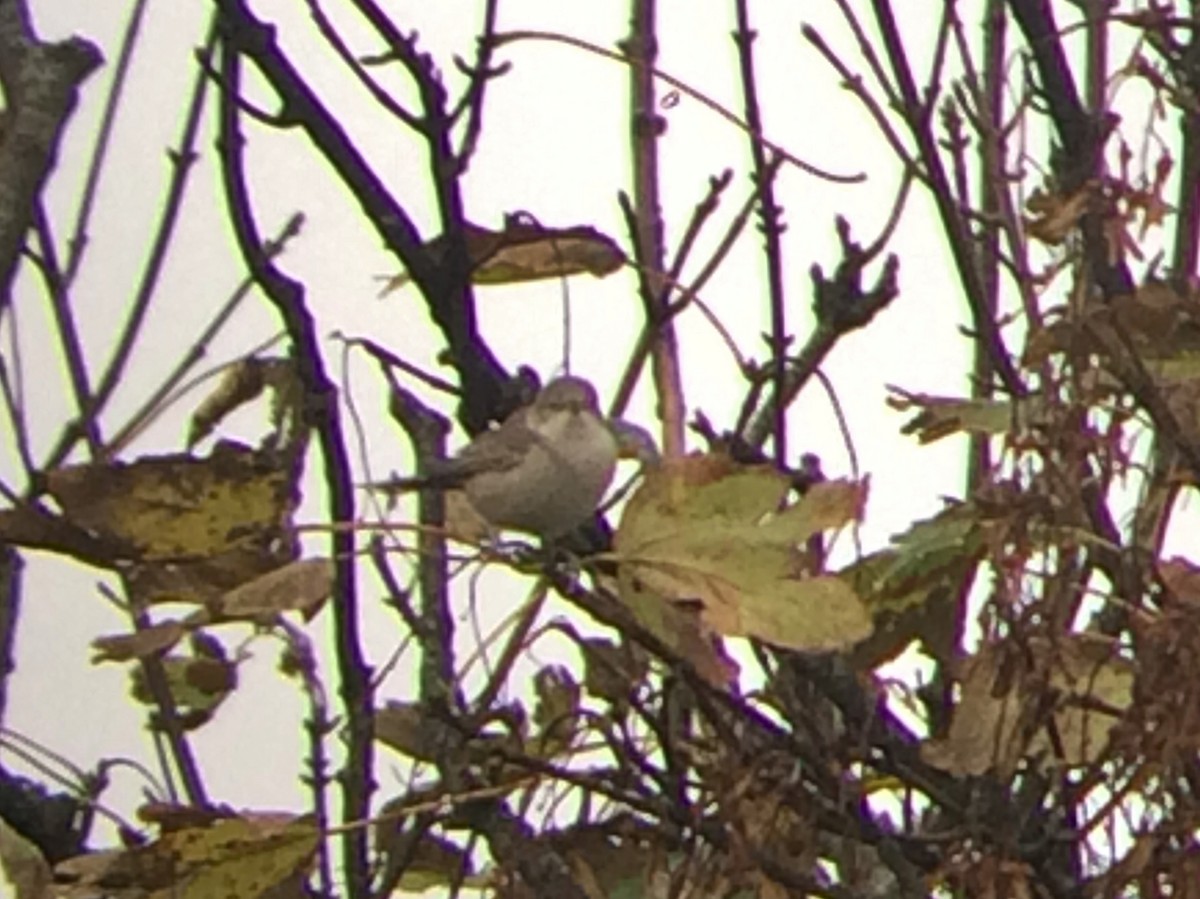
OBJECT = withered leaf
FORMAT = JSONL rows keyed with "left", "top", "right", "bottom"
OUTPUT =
{"left": 615, "top": 454, "right": 871, "bottom": 653}
{"left": 378, "top": 218, "right": 625, "bottom": 293}
{"left": 44, "top": 442, "right": 300, "bottom": 605}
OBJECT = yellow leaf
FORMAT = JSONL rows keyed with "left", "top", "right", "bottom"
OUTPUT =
{"left": 615, "top": 454, "right": 872, "bottom": 652}
{"left": 52, "top": 814, "right": 316, "bottom": 899}
{"left": 157, "top": 815, "right": 318, "bottom": 899}
{"left": 45, "top": 442, "right": 300, "bottom": 605}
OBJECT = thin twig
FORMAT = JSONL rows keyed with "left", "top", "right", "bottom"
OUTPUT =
{"left": 451, "top": 0, "right": 503, "bottom": 174}
{"left": 63, "top": 0, "right": 149, "bottom": 285}
{"left": 104, "top": 214, "right": 304, "bottom": 456}
{"left": 871, "top": 0, "right": 1025, "bottom": 396}
{"left": 610, "top": 159, "right": 779, "bottom": 419}
{"left": 30, "top": 203, "right": 102, "bottom": 454}
{"left": 0, "top": 303, "right": 38, "bottom": 482}
{"left": 304, "top": 0, "right": 423, "bottom": 129}
{"left": 625, "top": 0, "right": 685, "bottom": 458}
{"left": 733, "top": 0, "right": 788, "bottom": 462}
{"left": 41, "top": 17, "right": 216, "bottom": 473}
{"left": 493, "top": 29, "right": 865, "bottom": 185}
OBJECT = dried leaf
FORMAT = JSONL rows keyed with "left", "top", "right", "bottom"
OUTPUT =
{"left": 44, "top": 442, "right": 300, "bottom": 605}
{"left": 375, "top": 701, "right": 457, "bottom": 763}
{"left": 581, "top": 638, "right": 648, "bottom": 704}
{"left": 555, "top": 821, "right": 672, "bottom": 899}
{"left": 843, "top": 504, "right": 984, "bottom": 668}
{"left": 130, "top": 636, "right": 238, "bottom": 729}
{"left": 214, "top": 558, "right": 333, "bottom": 623}
{"left": 609, "top": 569, "right": 740, "bottom": 690}
{"left": 922, "top": 637, "right": 1132, "bottom": 776}
{"left": 532, "top": 666, "right": 580, "bottom": 757}
{"left": 394, "top": 833, "right": 474, "bottom": 892}
{"left": 1025, "top": 186, "right": 1090, "bottom": 244}
{"left": 1159, "top": 555, "right": 1200, "bottom": 608}
{"left": 188, "top": 358, "right": 302, "bottom": 449}
{"left": 378, "top": 218, "right": 625, "bottom": 294}
{"left": 0, "top": 815, "right": 51, "bottom": 899}
{"left": 888, "top": 387, "right": 1042, "bottom": 443}
{"left": 56, "top": 814, "right": 317, "bottom": 899}
{"left": 92, "top": 620, "right": 188, "bottom": 663}
{"left": 615, "top": 454, "right": 872, "bottom": 652}
{"left": 188, "top": 359, "right": 267, "bottom": 447}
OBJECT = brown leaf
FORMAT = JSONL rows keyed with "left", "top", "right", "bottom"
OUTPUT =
{"left": 214, "top": 558, "right": 334, "bottom": 623}
{"left": 0, "top": 816, "right": 51, "bottom": 899}
{"left": 188, "top": 359, "right": 267, "bottom": 447}
{"left": 130, "top": 636, "right": 238, "bottom": 729}
{"left": 375, "top": 701, "right": 459, "bottom": 763}
{"left": 888, "top": 386, "right": 1046, "bottom": 443}
{"left": 581, "top": 638, "right": 648, "bottom": 704}
{"left": 532, "top": 666, "right": 580, "bottom": 757}
{"left": 1159, "top": 556, "right": 1200, "bottom": 608}
{"left": 92, "top": 620, "right": 188, "bottom": 663}
{"left": 1025, "top": 185, "right": 1091, "bottom": 244}
{"left": 922, "top": 636, "right": 1132, "bottom": 776}
{"left": 394, "top": 833, "right": 475, "bottom": 892}
{"left": 378, "top": 217, "right": 625, "bottom": 293}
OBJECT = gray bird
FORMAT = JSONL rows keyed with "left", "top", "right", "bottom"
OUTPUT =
{"left": 380, "top": 377, "right": 620, "bottom": 538}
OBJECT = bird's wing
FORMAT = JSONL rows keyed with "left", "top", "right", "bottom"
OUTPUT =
{"left": 426, "top": 415, "right": 538, "bottom": 481}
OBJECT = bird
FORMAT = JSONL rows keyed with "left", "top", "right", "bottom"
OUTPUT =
{"left": 378, "top": 377, "right": 620, "bottom": 539}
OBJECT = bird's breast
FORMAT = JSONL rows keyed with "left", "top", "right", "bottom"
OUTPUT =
{"left": 465, "top": 410, "right": 618, "bottom": 536}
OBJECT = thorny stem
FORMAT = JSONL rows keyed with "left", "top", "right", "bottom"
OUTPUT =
{"left": 217, "top": 37, "right": 373, "bottom": 899}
